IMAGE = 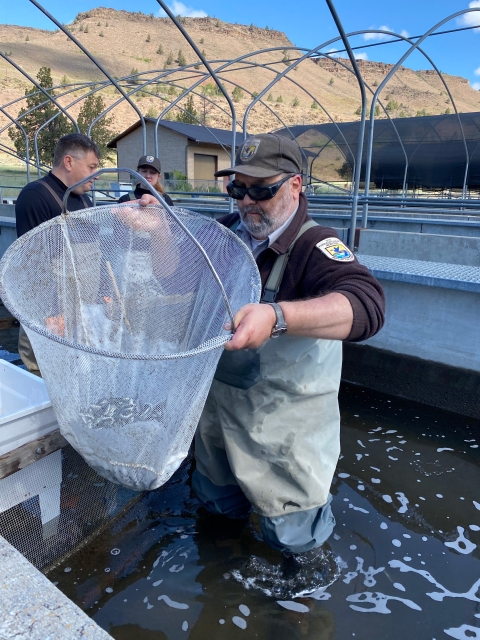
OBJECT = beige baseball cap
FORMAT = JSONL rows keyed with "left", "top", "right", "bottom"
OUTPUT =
{"left": 215, "top": 133, "right": 302, "bottom": 178}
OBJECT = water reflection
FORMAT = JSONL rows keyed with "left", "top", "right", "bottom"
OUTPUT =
{"left": 50, "top": 383, "right": 480, "bottom": 639}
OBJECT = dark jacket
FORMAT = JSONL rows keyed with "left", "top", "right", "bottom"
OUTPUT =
{"left": 15, "top": 171, "right": 91, "bottom": 237}
{"left": 118, "top": 185, "right": 173, "bottom": 206}
{"left": 218, "top": 193, "right": 385, "bottom": 343}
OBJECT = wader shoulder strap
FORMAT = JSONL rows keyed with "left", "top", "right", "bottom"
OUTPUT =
{"left": 261, "top": 219, "right": 318, "bottom": 303}
{"left": 38, "top": 180, "right": 63, "bottom": 212}
{"left": 227, "top": 217, "right": 241, "bottom": 232}
{"left": 38, "top": 180, "right": 90, "bottom": 211}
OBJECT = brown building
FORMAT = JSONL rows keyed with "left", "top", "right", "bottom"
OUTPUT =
{"left": 108, "top": 119, "right": 244, "bottom": 190}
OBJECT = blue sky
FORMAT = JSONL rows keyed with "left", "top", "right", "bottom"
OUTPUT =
{"left": 3, "top": 0, "right": 480, "bottom": 89}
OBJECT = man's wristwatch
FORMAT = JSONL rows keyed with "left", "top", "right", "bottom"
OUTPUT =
{"left": 266, "top": 302, "right": 287, "bottom": 338}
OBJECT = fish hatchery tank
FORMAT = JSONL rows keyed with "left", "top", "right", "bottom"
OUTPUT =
{"left": 46, "top": 382, "right": 480, "bottom": 640}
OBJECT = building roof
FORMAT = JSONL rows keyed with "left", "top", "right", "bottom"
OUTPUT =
{"left": 108, "top": 118, "right": 245, "bottom": 149}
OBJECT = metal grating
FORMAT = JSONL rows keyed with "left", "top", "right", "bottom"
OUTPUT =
{"left": 0, "top": 444, "right": 141, "bottom": 572}
{"left": 358, "top": 254, "right": 480, "bottom": 293}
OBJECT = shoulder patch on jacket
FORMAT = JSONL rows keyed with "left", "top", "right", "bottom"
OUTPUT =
{"left": 316, "top": 237, "right": 355, "bottom": 262}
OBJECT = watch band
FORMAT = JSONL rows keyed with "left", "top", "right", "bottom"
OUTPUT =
{"left": 266, "top": 302, "right": 287, "bottom": 338}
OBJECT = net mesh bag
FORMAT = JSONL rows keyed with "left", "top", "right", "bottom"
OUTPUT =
{"left": 0, "top": 203, "right": 261, "bottom": 491}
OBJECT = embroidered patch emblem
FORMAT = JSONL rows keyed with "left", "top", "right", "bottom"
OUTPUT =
{"left": 240, "top": 140, "right": 260, "bottom": 161}
{"left": 146, "top": 155, "right": 155, "bottom": 162}
{"left": 316, "top": 237, "right": 355, "bottom": 262}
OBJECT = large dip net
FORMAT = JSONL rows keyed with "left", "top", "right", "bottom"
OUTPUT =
{"left": 0, "top": 202, "right": 261, "bottom": 491}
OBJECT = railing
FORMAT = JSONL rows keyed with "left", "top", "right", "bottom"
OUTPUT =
{"left": 164, "top": 179, "right": 224, "bottom": 194}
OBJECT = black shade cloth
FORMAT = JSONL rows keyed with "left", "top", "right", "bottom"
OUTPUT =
{"left": 275, "top": 111, "right": 480, "bottom": 191}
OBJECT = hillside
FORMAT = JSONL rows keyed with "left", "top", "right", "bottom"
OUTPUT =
{"left": 1, "top": 6, "right": 480, "bottom": 166}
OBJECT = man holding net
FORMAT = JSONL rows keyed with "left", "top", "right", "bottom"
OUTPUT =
{"left": 188, "top": 134, "right": 385, "bottom": 575}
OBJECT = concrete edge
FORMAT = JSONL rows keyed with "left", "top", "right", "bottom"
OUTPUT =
{"left": 0, "top": 535, "right": 112, "bottom": 640}
{"left": 342, "top": 342, "right": 480, "bottom": 420}
{"left": 0, "top": 217, "right": 16, "bottom": 228}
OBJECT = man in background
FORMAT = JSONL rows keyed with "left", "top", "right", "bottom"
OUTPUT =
{"left": 15, "top": 133, "right": 101, "bottom": 373}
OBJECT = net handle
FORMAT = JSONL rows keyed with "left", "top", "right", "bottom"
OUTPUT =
{"left": 63, "top": 167, "right": 236, "bottom": 333}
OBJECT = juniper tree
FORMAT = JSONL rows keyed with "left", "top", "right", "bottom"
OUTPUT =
{"left": 8, "top": 66, "right": 74, "bottom": 165}
{"left": 177, "top": 49, "right": 186, "bottom": 66}
{"left": 232, "top": 86, "right": 243, "bottom": 102}
{"left": 77, "top": 93, "right": 117, "bottom": 164}
{"left": 176, "top": 94, "right": 198, "bottom": 124}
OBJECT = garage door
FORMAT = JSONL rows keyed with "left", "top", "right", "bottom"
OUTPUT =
{"left": 194, "top": 154, "right": 217, "bottom": 181}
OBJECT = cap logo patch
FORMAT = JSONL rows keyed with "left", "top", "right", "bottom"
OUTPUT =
{"left": 316, "top": 237, "right": 355, "bottom": 262}
{"left": 146, "top": 155, "right": 155, "bottom": 162}
{"left": 240, "top": 140, "right": 260, "bottom": 162}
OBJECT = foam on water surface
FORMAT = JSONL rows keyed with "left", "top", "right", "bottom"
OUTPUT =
{"left": 346, "top": 591, "right": 422, "bottom": 614}
{"left": 444, "top": 625, "right": 480, "bottom": 639}
{"left": 444, "top": 527, "right": 476, "bottom": 555}
{"left": 277, "top": 601, "right": 309, "bottom": 612}
{"left": 157, "top": 595, "right": 189, "bottom": 609}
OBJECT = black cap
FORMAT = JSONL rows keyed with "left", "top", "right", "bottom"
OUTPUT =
{"left": 137, "top": 155, "right": 161, "bottom": 172}
{"left": 215, "top": 133, "right": 302, "bottom": 178}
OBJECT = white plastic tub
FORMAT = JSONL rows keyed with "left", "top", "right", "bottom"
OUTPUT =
{"left": 0, "top": 359, "right": 58, "bottom": 457}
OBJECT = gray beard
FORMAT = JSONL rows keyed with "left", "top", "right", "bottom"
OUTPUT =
{"left": 238, "top": 206, "right": 276, "bottom": 238}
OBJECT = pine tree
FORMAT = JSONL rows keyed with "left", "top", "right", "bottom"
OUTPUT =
{"left": 77, "top": 94, "right": 117, "bottom": 164}
{"left": 157, "top": 44, "right": 163, "bottom": 54}
{"left": 8, "top": 66, "right": 74, "bottom": 165}
{"left": 166, "top": 51, "right": 174, "bottom": 66}
{"left": 176, "top": 94, "right": 197, "bottom": 124}
{"left": 146, "top": 33, "right": 151, "bottom": 42}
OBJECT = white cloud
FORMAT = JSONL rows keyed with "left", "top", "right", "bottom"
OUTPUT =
{"left": 157, "top": 1, "right": 207, "bottom": 18}
{"left": 457, "top": 0, "right": 480, "bottom": 31}
{"left": 355, "top": 52, "right": 369, "bottom": 60}
{"left": 363, "top": 25, "right": 395, "bottom": 41}
{"left": 471, "top": 81, "right": 480, "bottom": 90}
{"left": 474, "top": 66, "right": 480, "bottom": 75}
{"left": 363, "top": 26, "right": 410, "bottom": 41}
{"left": 325, "top": 47, "right": 341, "bottom": 58}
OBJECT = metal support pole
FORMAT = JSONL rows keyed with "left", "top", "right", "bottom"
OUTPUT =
{"left": 325, "top": 0, "right": 367, "bottom": 249}
{"left": 0, "top": 107, "right": 30, "bottom": 183}
{"left": 28, "top": 0, "right": 148, "bottom": 154}
{"left": 361, "top": 7, "right": 480, "bottom": 227}
{"left": 154, "top": 0, "right": 238, "bottom": 213}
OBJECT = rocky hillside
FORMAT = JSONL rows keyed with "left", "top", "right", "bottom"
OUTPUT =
{"left": 1, "top": 6, "right": 480, "bottom": 165}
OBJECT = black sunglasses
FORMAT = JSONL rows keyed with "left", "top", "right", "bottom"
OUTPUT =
{"left": 226, "top": 174, "right": 294, "bottom": 201}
